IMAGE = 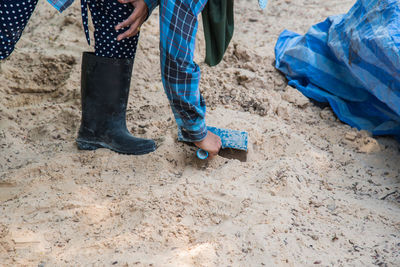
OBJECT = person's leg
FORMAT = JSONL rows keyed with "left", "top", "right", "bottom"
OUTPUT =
{"left": 0, "top": 0, "right": 39, "bottom": 59}
{"left": 88, "top": 0, "right": 139, "bottom": 59}
{"left": 76, "top": 0, "right": 156, "bottom": 155}
{"left": 159, "top": 0, "right": 208, "bottom": 142}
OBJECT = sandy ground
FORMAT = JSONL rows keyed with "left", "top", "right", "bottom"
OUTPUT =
{"left": 1, "top": 0, "right": 400, "bottom": 266}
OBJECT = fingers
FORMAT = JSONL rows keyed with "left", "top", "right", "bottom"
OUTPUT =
{"left": 193, "top": 131, "right": 222, "bottom": 159}
{"left": 208, "top": 147, "right": 221, "bottom": 159}
{"left": 206, "top": 133, "right": 222, "bottom": 158}
{"left": 115, "top": 0, "right": 148, "bottom": 41}
{"left": 116, "top": 22, "right": 140, "bottom": 41}
{"left": 115, "top": 9, "right": 142, "bottom": 41}
{"left": 117, "top": 0, "right": 136, "bottom": 4}
{"left": 211, "top": 136, "right": 222, "bottom": 158}
{"left": 209, "top": 150, "right": 219, "bottom": 158}
{"left": 115, "top": 7, "right": 140, "bottom": 31}
{"left": 208, "top": 149, "right": 218, "bottom": 158}
{"left": 213, "top": 142, "right": 222, "bottom": 157}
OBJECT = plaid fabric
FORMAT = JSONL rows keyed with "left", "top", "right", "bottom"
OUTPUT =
{"left": 46, "top": 0, "right": 74, "bottom": 12}
{"left": 144, "top": 0, "right": 158, "bottom": 16}
{"left": 159, "top": 0, "right": 208, "bottom": 142}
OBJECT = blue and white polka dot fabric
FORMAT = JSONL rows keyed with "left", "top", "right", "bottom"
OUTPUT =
{"left": 0, "top": 0, "right": 140, "bottom": 60}
{"left": 84, "top": 0, "right": 140, "bottom": 59}
{"left": 0, "top": 0, "right": 38, "bottom": 59}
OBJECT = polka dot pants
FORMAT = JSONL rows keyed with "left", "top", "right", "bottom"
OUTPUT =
{"left": 0, "top": 0, "right": 38, "bottom": 59}
{"left": 0, "top": 0, "right": 140, "bottom": 60}
{"left": 85, "top": 0, "right": 139, "bottom": 59}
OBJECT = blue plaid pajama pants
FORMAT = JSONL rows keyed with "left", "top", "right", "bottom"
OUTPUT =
{"left": 0, "top": 0, "right": 140, "bottom": 59}
{"left": 159, "top": 0, "right": 208, "bottom": 142}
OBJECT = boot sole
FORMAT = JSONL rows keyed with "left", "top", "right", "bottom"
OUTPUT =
{"left": 76, "top": 139, "right": 156, "bottom": 155}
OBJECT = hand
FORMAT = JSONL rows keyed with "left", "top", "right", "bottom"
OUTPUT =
{"left": 115, "top": 0, "right": 148, "bottom": 41}
{"left": 194, "top": 131, "right": 222, "bottom": 158}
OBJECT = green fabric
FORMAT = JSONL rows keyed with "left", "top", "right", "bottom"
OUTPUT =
{"left": 202, "top": 0, "right": 234, "bottom": 66}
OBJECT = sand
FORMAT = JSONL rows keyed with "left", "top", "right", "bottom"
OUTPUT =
{"left": 1, "top": 0, "right": 399, "bottom": 266}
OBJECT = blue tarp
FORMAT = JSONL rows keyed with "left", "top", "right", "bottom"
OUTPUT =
{"left": 275, "top": 0, "right": 400, "bottom": 140}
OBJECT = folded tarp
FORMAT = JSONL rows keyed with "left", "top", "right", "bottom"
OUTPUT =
{"left": 275, "top": 0, "right": 400, "bottom": 140}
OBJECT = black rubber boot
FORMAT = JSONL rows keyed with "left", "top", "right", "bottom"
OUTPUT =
{"left": 76, "top": 52, "right": 156, "bottom": 155}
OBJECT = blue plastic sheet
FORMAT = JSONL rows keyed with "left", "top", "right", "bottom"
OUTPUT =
{"left": 259, "top": 0, "right": 268, "bottom": 10}
{"left": 275, "top": 0, "right": 400, "bottom": 140}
